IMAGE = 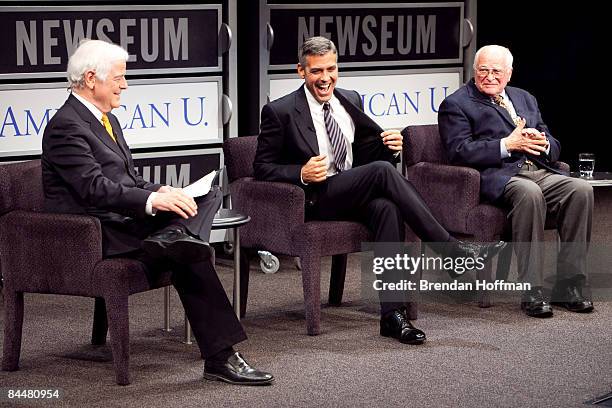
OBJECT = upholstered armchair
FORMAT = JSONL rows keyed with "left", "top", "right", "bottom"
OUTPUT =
{"left": 403, "top": 124, "right": 504, "bottom": 307}
{"left": 401, "top": 124, "right": 570, "bottom": 306}
{"left": 0, "top": 160, "right": 173, "bottom": 385}
{"left": 223, "top": 136, "right": 418, "bottom": 335}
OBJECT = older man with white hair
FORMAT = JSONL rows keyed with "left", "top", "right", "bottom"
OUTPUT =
{"left": 42, "top": 39, "right": 273, "bottom": 385}
{"left": 438, "top": 44, "right": 594, "bottom": 317}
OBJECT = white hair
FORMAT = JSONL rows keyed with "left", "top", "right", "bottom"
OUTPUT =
{"left": 67, "top": 39, "right": 128, "bottom": 90}
{"left": 473, "top": 45, "right": 513, "bottom": 70}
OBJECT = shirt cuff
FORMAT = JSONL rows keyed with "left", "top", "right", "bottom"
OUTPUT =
{"left": 500, "top": 138, "right": 511, "bottom": 159}
{"left": 146, "top": 192, "right": 157, "bottom": 216}
{"left": 300, "top": 169, "right": 308, "bottom": 185}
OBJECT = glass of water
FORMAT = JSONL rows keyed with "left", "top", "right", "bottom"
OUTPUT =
{"left": 578, "top": 153, "right": 595, "bottom": 178}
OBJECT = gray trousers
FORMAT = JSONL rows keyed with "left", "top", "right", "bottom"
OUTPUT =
{"left": 502, "top": 164, "right": 593, "bottom": 287}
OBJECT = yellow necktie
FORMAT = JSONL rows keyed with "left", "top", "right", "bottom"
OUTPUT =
{"left": 101, "top": 113, "right": 117, "bottom": 143}
{"left": 494, "top": 95, "right": 534, "bottom": 165}
{"left": 492, "top": 95, "right": 520, "bottom": 126}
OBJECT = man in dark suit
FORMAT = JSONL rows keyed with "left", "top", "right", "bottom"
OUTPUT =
{"left": 42, "top": 39, "right": 273, "bottom": 385}
{"left": 438, "top": 44, "right": 594, "bottom": 317}
{"left": 254, "top": 36, "right": 504, "bottom": 344}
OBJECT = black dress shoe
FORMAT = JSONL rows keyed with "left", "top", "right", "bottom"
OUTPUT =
{"left": 446, "top": 240, "right": 507, "bottom": 278}
{"left": 551, "top": 283, "right": 594, "bottom": 313}
{"left": 142, "top": 226, "right": 212, "bottom": 264}
{"left": 521, "top": 287, "right": 553, "bottom": 318}
{"left": 204, "top": 352, "right": 274, "bottom": 386}
{"left": 380, "top": 307, "right": 426, "bottom": 345}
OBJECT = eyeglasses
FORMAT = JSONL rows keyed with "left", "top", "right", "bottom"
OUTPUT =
{"left": 476, "top": 67, "right": 506, "bottom": 78}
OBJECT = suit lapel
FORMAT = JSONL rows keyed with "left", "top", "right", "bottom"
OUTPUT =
{"left": 293, "top": 87, "right": 320, "bottom": 156}
{"left": 291, "top": 86, "right": 383, "bottom": 158}
{"left": 334, "top": 89, "right": 383, "bottom": 136}
{"left": 505, "top": 87, "right": 526, "bottom": 121}
{"left": 67, "top": 95, "right": 128, "bottom": 162}
{"left": 108, "top": 114, "right": 131, "bottom": 161}
{"left": 94, "top": 118, "right": 128, "bottom": 162}
{"left": 493, "top": 103, "right": 516, "bottom": 128}
{"left": 467, "top": 80, "right": 516, "bottom": 128}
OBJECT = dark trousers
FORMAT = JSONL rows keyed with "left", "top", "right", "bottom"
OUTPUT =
{"left": 111, "top": 189, "right": 247, "bottom": 359}
{"left": 308, "top": 161, "right": 452, "bottom": 314}
{"left": 502, "top": 166, "right": 593, "bottom": 287}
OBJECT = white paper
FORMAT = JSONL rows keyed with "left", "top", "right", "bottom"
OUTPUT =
{"left": 182, "top": 170, "right": 217, "bottom": 198}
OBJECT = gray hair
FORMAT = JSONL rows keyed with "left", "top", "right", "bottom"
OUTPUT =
{"left": 473, "top": 45, "right": 513, "bottom": 70}
{"left": 67, "top": 39, "right": 128, "bottom": 90}
{"left": 298, "top": 36, "right": 337, "bottom": 67}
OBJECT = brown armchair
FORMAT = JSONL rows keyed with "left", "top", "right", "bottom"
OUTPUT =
{"left": 223, "top": 136, "right": 418, "bottom": 335}
{"left": 401, "top": 125, "right": 570, "bottom": 306}
{"left": 0, "top": 160, "right": 173, "bottom": 385}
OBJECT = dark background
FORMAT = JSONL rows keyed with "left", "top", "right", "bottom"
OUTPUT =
{"left": 239, "top": 1, "right": 606, "bottom": 171}
{"left": 3, "top": 2, "right": 602, "bottom": 170}
{"left": 478, "top": 2, "right": 605, "bottom": 171}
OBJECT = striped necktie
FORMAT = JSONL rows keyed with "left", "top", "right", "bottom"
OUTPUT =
{"left": 492, "top": 94, "right": 520, "bottom": 126}
{"left": 322, "top": 102, "right": 347, "bottom": 172}
{"left": 101, "top": 113, "right": 117, "bottom": 143}
{"left": 494, "top": 95, "right": 534, "bottom": 165}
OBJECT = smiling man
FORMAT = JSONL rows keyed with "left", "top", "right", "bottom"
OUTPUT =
{"left": 42, "top": 39, "right": 273, "bottom": 385}
{"left": 254, "top": 36, "right": 504, "bottom": 344}
{"left": 438, "top": 45, "right": 594, "bottom": 317}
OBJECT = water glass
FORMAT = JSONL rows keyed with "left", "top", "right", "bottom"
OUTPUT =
{"left": 578, "top": 153, "right": 595, "bottom": 178}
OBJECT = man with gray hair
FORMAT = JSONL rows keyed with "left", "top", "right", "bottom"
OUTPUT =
{"left": 254, "top": 36, "right": 504, "bottom": 344}
{"left": 438, "top": 44, "right": 594, "bottom": 317}
{"left": 42, "top": 39, "right": 273, "bottom": 385}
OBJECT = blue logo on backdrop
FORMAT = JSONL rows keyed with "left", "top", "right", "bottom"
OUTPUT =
{"left": 0, "top": 107, "right": 59, "bottom": 137}
{"left": 0, "top": 96, "right": 209, "bottom": 137}
{"left": 360, "top": 86, "right": 450, "bottom": 117}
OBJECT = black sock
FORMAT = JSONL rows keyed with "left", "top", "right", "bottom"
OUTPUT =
{"left": 208, "top": 347, "right": 235, "bottom": 362}
{"left": 159, "top": 224, "right": 185, "bottom": 234}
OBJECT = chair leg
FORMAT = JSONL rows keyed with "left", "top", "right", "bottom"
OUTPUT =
{"left": 104, "top": 295, "right": 130, "bottom": 385}
{"left": 404, "top": 241, "right": 424, "bottom": 320}
{"left": 91, "top": 297, "right": 108, "bottom": 345}
{"left": 477, "top": 263, "right": 493, "bottom": 308}
{"left": 328, "top": 254, "right": 347, "bottom": 306}
{"left": 239, "top": 248, "right": 251, "bottom": 318}
{"left": 474, "top": 233, "right": 514, "bottom": 308}
{"left": 2, "top": 291, "right": 24, "bottom": 371}
{"left": 496, "top": 242, "right": 513, "bottom": 280}
{"left": 405, "top": 301, "right": 419, "bottom": 320}
{"left": 299, "top": 251, "right": 322, "bottom": 336}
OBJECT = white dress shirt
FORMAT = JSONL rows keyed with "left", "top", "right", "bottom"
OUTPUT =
{"left": 304, "top": 87, "right": 355, "bottom": 176}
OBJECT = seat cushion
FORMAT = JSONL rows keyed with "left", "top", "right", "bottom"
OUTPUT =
{"left": 292, "top": 221, "right": 371, "bottom": 257}
{"left": 465, "top": 204, "right": 507, "bottom": 241}
{"left": 92, "top": 258, "right": 173, "bottom": 296}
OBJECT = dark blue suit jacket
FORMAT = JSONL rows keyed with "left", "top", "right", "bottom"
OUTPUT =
{"left": 438, "top": 79, "right": 565, "bottom": 203}
{"left": 42, "top": 94, "right": 162, "bottom": 255}
{"left": 254, "top": 85, "right": 396, "bottom": 187}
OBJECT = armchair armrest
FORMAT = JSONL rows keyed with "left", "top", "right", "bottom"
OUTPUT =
{"left": 555, "top": 161, "right": 570, "bottom": 174}
{"left": 229, "top": 177, "right": 305, "bottom": 254}
{"left": 0, "top": 210, "right": 103, "bottom": 295}
{"left": 405, "top": 162, "right": 481, "bottom": 234}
